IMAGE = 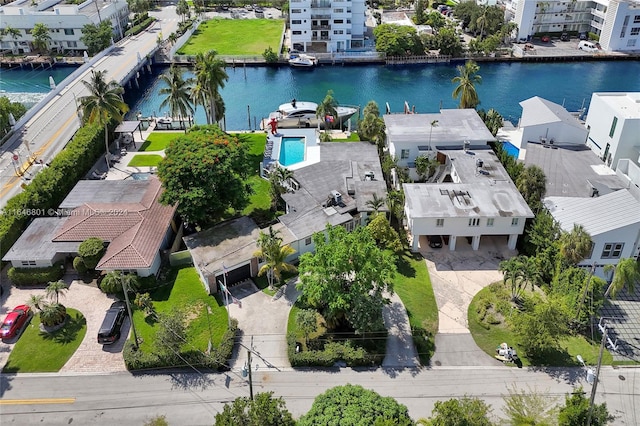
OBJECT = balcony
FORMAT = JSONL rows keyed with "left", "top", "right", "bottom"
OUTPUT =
{"left": 311, "top": 24, "right": 332, "bottom": 30}
{"left": 590, "top": 8, "right": 606, "bottom": 18}
{"left": 311, "top": 0, "right": 331, "bottom": 7}
{"left": 311, "top": 35, "right": 331, "bottom": 40}
{"left": 311, "top": 13, "right": 332, "bottom": 19}
{"left": 590, "top": 19, "right": 603, "bottom": 30}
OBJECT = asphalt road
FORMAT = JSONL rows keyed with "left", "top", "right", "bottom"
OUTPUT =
{"left": 0, "top": 9, "right": 179, "bottom": 209}
{"left": 0, "top": 366, "right": 638, "bottom": 425}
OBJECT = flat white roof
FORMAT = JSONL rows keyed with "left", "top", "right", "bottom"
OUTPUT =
{"left": 591, "top": 92, "right": 640, "bottom": 119}
{"left": 545, "top": 189, "right": 640, "bottom": 236}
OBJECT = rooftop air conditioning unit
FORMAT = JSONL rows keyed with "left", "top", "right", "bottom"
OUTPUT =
{"left": 330, "top": 190, "right": 342, "bottom": 205}
{"left": 364, "top": 171, "right": 375, "bottom": 180}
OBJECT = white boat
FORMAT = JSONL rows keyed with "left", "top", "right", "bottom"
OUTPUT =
{"left": 156, "top": 115, "right": 172, "bottom": 126}
{"left": 268, "top": 100, "right": 358, "bottom": 128}
{"left": 288, "top": 54, "right": 317, "bottom": 68}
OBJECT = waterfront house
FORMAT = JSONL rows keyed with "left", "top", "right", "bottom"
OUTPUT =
{"left": 3, "top": 177, "right": 178, "bottom": 277}
{"left": 384, "top": 110, "right": 494, "bottom": 181}
{"left": 512, "top": 0, "right": 640, "bottom": 52}
{"left": 289, "top": 0, "right": 366, "bottom": 52}
{"left": 403, "top": 146, "right": 534, "bottom": 252}
{"left": 0, "top": 0, "right": 128, "bottom": 55}
{"left": 518, "top": 96, "right": 589, "bottom": 149}
{"left": 584, "top": 92, "right": 640, "bottom": 170}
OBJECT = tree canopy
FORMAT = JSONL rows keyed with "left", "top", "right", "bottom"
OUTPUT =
{"left": 80, "top": 20, "right": 113, "bottom": 55}
{"left": 0, "top": 96, "right": 27, "bottom": 138}
{"left": 373, "top": 24, "right": 424, "bottom": 56}
{"left": 558, "top": 387, "right": 612, "bottom": 426}
{"left": 516, "top": 165, "right": 547, "bottom": 212}
{"left": 157, "top": 125, "right": 252, "bottom": 225}
{"left": 297, "top": 225, "right": 397, "bottom": 333}
{"left": 298, "top": 384, "right": 412, "bottom": 426}
{"left": 215, "top": 392, "right": 295, "bottom": 426}
{"left": 452, "top": 60, "right": 482, "bottom": 109}
{"left": 32, "top": 23, "right": 51, "bottom": 52}
{"left": 78, "top": 237, "right": 105, "bottom": 269}
{"left": 421, "top": 396, "right": 493, "bottom": 426}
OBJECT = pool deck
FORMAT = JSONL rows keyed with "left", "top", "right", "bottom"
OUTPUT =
{"left": 496, "top": 125, "right": 527, "bottom": 161}
{"left": 266, "top": 128, "right": 321, "bottom": 170}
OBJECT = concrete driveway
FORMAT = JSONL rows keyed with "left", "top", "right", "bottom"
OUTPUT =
{"left": 0, "top": 275, "right": 127, "bottom": 373}
{"left": 419, "top": 236, "right": 515, "bottom": 366}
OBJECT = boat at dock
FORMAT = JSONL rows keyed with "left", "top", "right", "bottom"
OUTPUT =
{"left": 264, "top": 100, "right": 358, "bottom": 129}
{"left": 288, "top": 54, "right": 318, "bottom": 68}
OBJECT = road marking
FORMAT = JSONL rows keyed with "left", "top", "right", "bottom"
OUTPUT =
{"left": 0, "top": 398, "right": 76, "bottom": 405}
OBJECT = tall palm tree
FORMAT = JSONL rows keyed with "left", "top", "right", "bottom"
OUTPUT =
{"left": 365, "top": 193, "right": 386, "bottom": 213}
{"left": 604, "top": 258, "right": 640, "bottom": 299}
{"left": 31, "top": 23, "right": 51, "bottom": 53}
{"left": 316, "top": 90, "right": 338, "bottom": 128}
{"left": 79, "top": 70, "right": 129, "bottom": 169}
{"left": 193, "top": 50, "right": 228, "bottom": 125}
{"left": 559, "top": 224, "right": 593, "bottom": 266}
{"left": 254, "top": 227, "right": 297, "bottom": 289}
{"left": 499, "top": 256, "right": 525, "bottom": 301}
{"left": 27, "top": 294, "right": 45, "bottom": 312}
{"left": 452, "top": 60, "right": 482, "bottom": 109}
{"left": 428, "top": 119, "right": 438, "bottom": 150}
{"left": 158, "top": 64, "right": 194, "bottom": 129}
{"left": 45, "top": 280, "right": 68, "bottom": 305}
{"left": 386, "top": 190, "right": 404, "bottom": 226}
{"left": 1, "top": 26, "right": 21, "bottom": 53}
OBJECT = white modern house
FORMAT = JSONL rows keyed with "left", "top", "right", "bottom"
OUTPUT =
{"left": 384, "top": 110, "right": 494, "bottom": 180}
{"left": 513, "top": 0, "right": 640, "bottom": 52}
{"left": 518, "top": 96, "right": 589, "bottom": 149}
{"left": 404, "top": 147, "right": 534, "bottom": 252}
{"left": 584, "top": 92, "right": 640, "bottom": 169}
{"left": 0, "top": 0, "right": 128, "bottom": 54}
{"left": 545, "top": 189, "right": 640, "bottom": 278}
{"left": 289, "top": 0, "right": 366, "bottom": 52}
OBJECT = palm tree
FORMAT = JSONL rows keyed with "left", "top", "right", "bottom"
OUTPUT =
{"left": 268, "top": 166, "right": 293, "bottom": 211}
{"left": 27, "top": 294, "right": 45, "bottom": 312}
{"left": 158, "top": 64, "right": 194, "bottom": 129}
{"left": 559, "top": 224, "right": 593, "bottom": 266}
{"left": 452, "top": 60, "right": 482, "bottom": 109}
{"left": 31, "top": 23, "right": 51, "bottom": 53}
{"left": 428, "top": 119, "right": 438, "bottom": 150}
{"left": 365, "top": 193, "right": 386, "bottom": 213}
{"left": 1, "top": 26, "right": 21, "bottom": 53}
{"left": 516, "top": 165, "right": 547, "bottom": 211}
{"left": 193, "top": 50, "right": 228, "bottom": 125}
{"left": 483, "top": 108, "right": 503, "bottom": 136}
{"left": 604, "top": 258, "right": 640, "bottom": 299}
{"left": 476, "top": 6, "right": 489, "bottom": 40}
{"left": 40, "top": 303, "right": 67, "bottom": 327}
{"left": 386, "top": 190, "right": 404, "bottom": 226}
{"left": 499, "top": 256, "right": 525, "bottom": 301}
{"left": 45, "top": 280, "right": 68, "bottom": 305}
{"left": 254, "top": 227, "right": 297, "bottom": 289}
{"left": 316, "top": 90, "right": 338, "bottom": 129}
{"left": 79, "top": 70, "right": 129, "bottom": 169}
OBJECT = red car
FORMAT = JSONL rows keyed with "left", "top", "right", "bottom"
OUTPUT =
{"left": 1, "top": 305, "right": 32, "bottom": 339}
{"left": 541, "top": 35, "right": 550, "bottom": 42}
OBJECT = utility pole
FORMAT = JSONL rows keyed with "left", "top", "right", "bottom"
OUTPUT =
{"left": 587, "top": 322, "right": 608, "bottom": 425}
{"left": 247, "top": 348, "right": 254, "bottom": 401}
{"left": 121, "top": 274, "right": 139, "bottom": 350}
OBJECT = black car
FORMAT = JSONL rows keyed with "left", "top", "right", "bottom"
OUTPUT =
{"left": 428, "top": 235, "right": 443, "bottom": 248}
{"left": 97, "top": 301, "right": 127, "bottom": 345}
{"left": 560, "top": 33, "right": 570, "bottom": 41}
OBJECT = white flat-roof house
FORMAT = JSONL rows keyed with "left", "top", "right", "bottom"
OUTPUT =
{"left": 518, "top": 96, "right": 589, "bottom": 148}
{"left": 289, "top": 0, "right": 366, "bottom": 52}
{"left": 545, "top": 190, "right": 640, "bottom": 277}
{"left": 0, "top": 0, "right": 128, "bottom": 54}
{"left": 584, "top": 92, "right": 640, "bottom": 169}
{"left": 404, "top": 147, "right": 534, "bottom": 252}
{"left": 384, "top": 110, "right": 494, "bottom": 180}
{"left": 513, "top": 0, "right": 640, "bottom": 52}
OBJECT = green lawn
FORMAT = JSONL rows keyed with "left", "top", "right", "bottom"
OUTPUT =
{"left": 177, "top": 19, "right": 284, "bottom": 55}
{"left": 468, "top": 283, "right": 613, "bottom": 367}
{"left": 3, "top": 308, "right": 87, "bottom": 373}
{"left": 392, "top": 251, "right": 439, "bottom": 364}
{"left": 132, "top": 267, "right": 228, "bottom": 353}
{"left": 139, "top": 132, "right": 181, "bottom": 151}
{"left": 332, "top": 132, "right": 361, "bottom": 142}
{"left": 128, "top": 154, "right": 163, "bottom": 167}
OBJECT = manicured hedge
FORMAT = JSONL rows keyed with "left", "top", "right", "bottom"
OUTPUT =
{"left": 0, "top": 123, "right": 104, "bottom": 261}
{"left": 123, "top": 319, "right": 238, "bottom": 371}
{"left": 125, "top": 17, "right": 156, "bottom": 37}
{"left": 287, "top": 333, "right": 380, "bottom": 367}
{"left": 7, "top": 262, "right": 65, "bottom": 286}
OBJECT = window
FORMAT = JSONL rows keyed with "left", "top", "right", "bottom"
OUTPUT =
{"left": 602, "top": 243, "right": 624, "bottom": 259}
{"left": 291, "top": 8, "right": 301, "bottom": 13}
{"left": 468, "top": 218, "right": 480, "bottom": 227}
{"left": 305, "top": 237, "right": 312, "bottom": 245}
{"left": 292, "top": 19, "right": 302, "bottom": 24}
{"left": 487, "top": 218, "right": 494, "bottom": 227}
{"left": 334, "top": 19, "right": 343, "bottom": 24}
{"left": 634, "top": 15, "right": 640, "bottom": 23}
{"left": 609, "top": 117, "right": 618, "bottom": 138}
{"left": 334, "top": 8, "right": 344, "bottom": 12}
{"left": 67, "top": 41, "right": 77, "bottom": 48}
{"left": 401, "top": 149, "right": 410, "bottom": 159}
{"left": 64, "top": 28, "right": 74, "bottom": 35}
{"left": 21, "top": 260, "right": 36, "bottom": 266}
{"left": 628, "top": 39, "right": 637, "bottom": 47}
{"left": 436, "top": 218, "right": 444, "bottom": 227}
{"left": 292, "top": 31, "right": 302, "bottom": 35}
{"left": 631, "top": 27, "right": 640, "bottom": 35}
{"left": 511, "top": 218, "right": 519, "bottom": 226}
{"left": 333, "top": 30, "right": 344, "bottom": 34}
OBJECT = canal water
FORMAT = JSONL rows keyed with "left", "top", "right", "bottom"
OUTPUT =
{"left": 3, "top": 60, "right": 640, "bottom": 130}
{"left": 0, "top": 66, "right": 78, "bottom": 107}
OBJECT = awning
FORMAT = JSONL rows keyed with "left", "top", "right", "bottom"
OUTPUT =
{"left": 115, "top": 120, "right": 142, "bottom": 138}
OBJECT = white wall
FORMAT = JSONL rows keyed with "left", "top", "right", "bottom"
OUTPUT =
{"left": 390, "top": 139, "right": 487, "bottom": 169}
{"left": 600, "top": 0, "right": 640, "bottom": 52}
{"left": 521, "top": 122, "right": 588, "bottom": 147}
{"left": 579, "top": 222, "right": 640, "bottom": 278}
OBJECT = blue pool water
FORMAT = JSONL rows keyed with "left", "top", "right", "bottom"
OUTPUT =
{"left": 502, "top": 141, "right": 520, "bottom": 159}
{"left": 279, "top": 137, "right": 305, "bottom": 166}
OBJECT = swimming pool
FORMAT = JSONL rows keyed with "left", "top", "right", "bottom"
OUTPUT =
{"left": 279, "top": 137, "right": 306, "bottom": 166}
{"left": 502, "top": 141, "right": 520, "bottom": 159}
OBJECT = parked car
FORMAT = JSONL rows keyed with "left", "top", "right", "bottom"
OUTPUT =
{"left": 560, "top": 33, "right": 570, "bottom": 41}
{"left": 97, "top": 301, "right": 127, "bottom": 345}
{"left": 1, "top": 305, "right": 32, "bottom": 340}
{"left": 428, "top": 235, "right": 443, "bottom": 248}
{"left": 541, "top": 35, "right": 550, "bottom": 42}
{"left": 578, "top": 40, "right": 598, "bottom": 52}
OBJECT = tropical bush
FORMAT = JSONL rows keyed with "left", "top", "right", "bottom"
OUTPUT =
{"left": 125, "top": 16, "right": 155, "bottom": 37}
{"left": 73, "top": 256, "right": 88, "bottom": 274}
{"left": 40, "top": 303, "right": 67, "bottom": 327}
{"left": 287, "top": 333, "right": 379, "bottom": 367}
{"left": 7, "top": 262, "right": 64, "bottom": 286}
{"left": 77, "top": 237, "right": 105, "bottom": 270}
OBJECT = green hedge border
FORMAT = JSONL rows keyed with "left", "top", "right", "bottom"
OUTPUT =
{"left": 7, "top": 261, "right": 65, "bottom": 286}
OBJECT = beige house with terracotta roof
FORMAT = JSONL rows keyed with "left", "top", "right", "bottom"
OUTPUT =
{"left": 3, "top": 177, "right": 178, "bottom": 277}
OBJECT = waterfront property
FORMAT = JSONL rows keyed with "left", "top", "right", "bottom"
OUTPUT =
{"left": 0, "top": 0, "right": 129, "bottom": 54}
{"left": 261, "top": 128, "right": 320, "bottom": 173}
{"left": 2, "top": 177, "right": 178, "bottom": 277}
{"left": 584, "top": 92, "right": 640, "bottom": 170}
{"left": 404, "top": 147, "right": 534, "bottom": 252}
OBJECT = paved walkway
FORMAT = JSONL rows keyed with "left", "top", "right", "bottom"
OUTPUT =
{"left": 601, "top": 285, "right": 640, "bottom": 362}
{"left": 382, "top": 292, "right": 419, "bottom": 368}
{"left": 0, "top": 276, "right": 127, "bottom": 373}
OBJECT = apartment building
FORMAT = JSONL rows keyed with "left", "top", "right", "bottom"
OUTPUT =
{"left": 513, "top": 0, "right": 640, "bottom": 51}
{"left": 289, "top": 0, "right": 366, "bottom": 52}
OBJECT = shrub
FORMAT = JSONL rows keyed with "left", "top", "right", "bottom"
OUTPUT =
{"left": 73, "top": 256, "right": 88, "bottom": 274}
{"left": 7, "top": 262, "right": 64, "bottom": 286}
{"left": 287, "top": 333, "right": 377, "bottom": 367}
{"left": 125, "top": 17, "right": 155, "bottom": 37}
{"left": 40, "top": 303, "right": 67, "bottom": 327}
{"left": 263, "top": 46, "right": 279, "bottom": 63}
{"left": 78, "top": 237, "right": 105, "bottom": 269}
{"left": 100, "top": 271, "right": 141, "bottom": 294}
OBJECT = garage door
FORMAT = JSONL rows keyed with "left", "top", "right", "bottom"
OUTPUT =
{"left": 215, "top": 264, "right": 251, "bottom": 290}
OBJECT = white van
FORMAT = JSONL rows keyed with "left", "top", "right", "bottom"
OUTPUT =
{"left": 578, "top": 41, "right": 598, "bottom": 52}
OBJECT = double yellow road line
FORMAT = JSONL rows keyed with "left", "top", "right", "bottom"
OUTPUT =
{"left": 0, "top": 398, "right": 76, "bottom": 405}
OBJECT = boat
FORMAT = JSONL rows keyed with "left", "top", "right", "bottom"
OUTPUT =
{"left": 289, "top": 54, "right": 317, "bottom": 68}
{"left": 267, "top": 100, "right": 358, "bottom": 129}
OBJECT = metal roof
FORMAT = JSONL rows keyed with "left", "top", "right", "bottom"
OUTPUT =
{"left": 519, "top": 96, "right": 585, "bottom": 130}
{"left": 544, "top": 189, "right": 640, "bottom": 236}
{"left": 114, "top": 121, "right": 141, "bottom": 134}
